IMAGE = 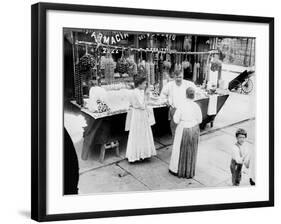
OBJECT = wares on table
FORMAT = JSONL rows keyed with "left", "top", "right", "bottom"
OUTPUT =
{"left": 96, "top": 99, "right": 111, "bottom": 113}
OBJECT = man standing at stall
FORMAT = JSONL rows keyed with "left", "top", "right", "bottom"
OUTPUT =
{"left": 160, "top": 70, "right": 197, "bottom": 138}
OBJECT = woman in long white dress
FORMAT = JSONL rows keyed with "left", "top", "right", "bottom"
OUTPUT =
{"left": 169, "top": 87, "right": 202, "bottom": 178}
{"left": 125, "top": 77, "right": 156, "bottom": 162}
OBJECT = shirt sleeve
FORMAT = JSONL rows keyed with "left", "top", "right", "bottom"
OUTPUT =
{"left": 232, "top": 145, "right": 243, "bottom": 164}
{"left": 173, "top": 108, "right": 181, "bottom": 124}
{"left": 132, "top": 91, "right": 146, "bottom": 109}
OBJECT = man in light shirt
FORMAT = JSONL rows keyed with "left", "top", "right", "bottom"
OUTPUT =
{"left": 160, "top": 70, "right": 197, "bottom": 138}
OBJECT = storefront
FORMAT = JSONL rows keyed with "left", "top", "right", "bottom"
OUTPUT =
{"left": 64, "top": 28, "right": 229, "bottom": 161}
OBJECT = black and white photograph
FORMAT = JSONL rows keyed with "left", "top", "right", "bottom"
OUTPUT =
{"left": 30, "top": 2, "right": 274, "bottom": 221}
{"left": 63, "top": 28, "right": 257, "bottom": 195}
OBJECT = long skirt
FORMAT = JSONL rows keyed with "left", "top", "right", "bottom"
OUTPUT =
{"left": 169, "top": 125, "right": 200, "bottom": 178}
{"left": 125, "top": 108, "right": 156, "bottom": 162}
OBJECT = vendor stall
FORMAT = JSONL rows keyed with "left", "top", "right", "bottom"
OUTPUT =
{"left": 65, "top": 29, "right": 230, "bottom": 161}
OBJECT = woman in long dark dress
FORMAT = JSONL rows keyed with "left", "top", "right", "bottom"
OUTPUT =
{"left": 169, "top": 87, "right": 202, "bottom": 178}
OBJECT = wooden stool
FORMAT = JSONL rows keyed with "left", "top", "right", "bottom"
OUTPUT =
{"left": 99, "top": 140, "right": 120, "bottom": 163}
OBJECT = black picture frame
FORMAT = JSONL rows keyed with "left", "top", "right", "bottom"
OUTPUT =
{"left": 31, "top": 2, "right": 274, "bottom": 222}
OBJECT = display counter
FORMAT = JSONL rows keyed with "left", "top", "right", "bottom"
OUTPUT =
{"left": 70, "top": 93, "right": 229, "bottom": 160}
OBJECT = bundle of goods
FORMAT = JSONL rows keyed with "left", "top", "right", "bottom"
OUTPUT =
{"left": 103, "top": 55, "right": 116, "bottom": 83}
{"left": 150, "top": 62, "right": 155, "bottom": 85}
{"left": 145, "top": 62, "right": 151, "bottom": 84}
{"left": 210, "top": 60, "right": 222, "bottom": 72}
{"left": 74, "top": 65, "right": 83, "bottom": 106}
{"left": 116, "top": 57, "right": 129, "bottom": 75}
{"left": 174, "top": 63, "right": 182, "bottom": 71}
{"left": 182, "top": 59, "right": 190, "bottom": 69}
{"left": 158, "top": 54, "right": 164, "bottom": 89}
{"left": 192, "top": 62, "right": 201, "bottom": 82}
{"left": 174, "top": 54, "right": 182, "bottom": 71}
{"left": 100, "top": 56, "right": 106, "bottom": 69}
{"left": 78, "top": 53, "right": 96, "bottom": 72}
{"left": 182, "top": 54, "right": 190, "bottom": 69}
{"left": 137, "top": 60, "right": 146, "bottom": 77}
{"left": 126, "top": 56, "right": 137, "bottom": 77}
{"left": 163, "top": 60, "right": 171, "bottom": 70}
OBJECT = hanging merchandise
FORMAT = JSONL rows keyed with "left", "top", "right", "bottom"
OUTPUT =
{"left": 192, "top": 61, "right": 197, "bottom": 82}
{"left": 196, "top": 56, "right": 201, "bottom": 81}
{"left": 74, "top": 64, "right": 83, "bottom": 106}
{"left": 182, "top": 53, "right": 190, "bottom": 69}
{"left": 116, "top": 48, "right": 129, "bottom": 76}
{"left": 158, "top": 52, "right": 164, "bottom": 90}
{"left": 126, "top": 55, "right": 137, "bottom": 77}
{"left": 103, "top": 50, "right": 116, "bottom": 84}
{"left": 100, "top": 56, "right": 106, "bottom": 70}
{"left": 196, "top": 62, "right": 201, "bottom": 80}
{"left": 137, "top": 51, "right": 146, "bottom": 77}
{"left": 150, "top": 53, "right": 155, "bottom": 85}
{"left": 154, "top": 52, "right": 159, "bottom": 83}
{"left": 163, "top": 53, "right": 171, "bottom": 70}
{"left": 210, "top": 59, "right": 222, "bottom": 72}
{"left": 143, "top": 52, "right": 150, "bottom": 84}
{"left": 77, "top": 46, "right": 96, "bottom": 87}
{"left": 78, "top": 48, "right": 96, "bottom": 72}
{"left": 174, "top": 54, "right": 181, "bottom": 71}
{"left": 179, "top": 53, "right": 182, "bottom": 71}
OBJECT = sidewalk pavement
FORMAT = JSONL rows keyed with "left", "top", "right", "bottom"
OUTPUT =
{"left": 77, "top": 119, "right": 255, "bottom": 194}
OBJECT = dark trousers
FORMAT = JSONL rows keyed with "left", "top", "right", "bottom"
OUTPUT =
{"left": 230, "top": 159, "right": 242, "bottom": 186}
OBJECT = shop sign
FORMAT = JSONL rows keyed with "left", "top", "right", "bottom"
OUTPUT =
{"left": 138, "top": 33, "right": 176, "bottom": 41}
{"left": 91, "top": 32, "right": 129, "bottom": 45}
